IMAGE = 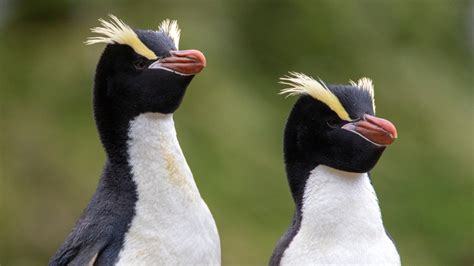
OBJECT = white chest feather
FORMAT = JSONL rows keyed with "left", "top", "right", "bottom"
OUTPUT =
{"left": 281, "top": 165, "right": 400, "bottom": 265}
{"left": 116, "top": 113, "right": 220, "bottom": 265}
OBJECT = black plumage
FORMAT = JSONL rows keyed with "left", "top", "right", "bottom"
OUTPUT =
{"left": 270, "top": 82, "right": 394, "bottom": 265}
{"left": 50, "top": 23, "right": 200, "bottom": 266}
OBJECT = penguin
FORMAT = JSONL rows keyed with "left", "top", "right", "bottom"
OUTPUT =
{"left": 50, "top": 15, "right": 220, "bottom": 265}
{"left": 270, "top": 72, "right": 400, "bottom": 265}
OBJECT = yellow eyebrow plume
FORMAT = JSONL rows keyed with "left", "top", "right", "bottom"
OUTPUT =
{"left": 279, "top": 72, "right": 352, "bottom": 121}
{"left": 158, "top": 19, "right": 181, "bottom": 50}
{"left": 349, "top": 77, "right": 376, "bottom": 113}
{"left": 85, "top": 14, "right": 158, "bottom": 60}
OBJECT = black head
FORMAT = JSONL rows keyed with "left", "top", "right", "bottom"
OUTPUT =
{"left": 86, "top": 16, "right": 206, "bottom": 162}
{"left": 281, "top": 73, "right": 397, "bottom": 202}
{"left": 89, "top": 16, "right": 206, "bottom": 117}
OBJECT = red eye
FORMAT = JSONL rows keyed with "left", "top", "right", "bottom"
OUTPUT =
{"left": 134, "top": 59, "right": 147, "bottom": 70}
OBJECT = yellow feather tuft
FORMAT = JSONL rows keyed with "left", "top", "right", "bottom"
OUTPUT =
{"left": 85, "top": 14, "right": 158, "bottom": 60}
{"left": 349, "top": 77, "right": 376, "bottom": 113}
{"left": 158, "top": 19, "right": 181, "bottom": 50}
{"left": 280, "top": 72, "right": 352, "bottom": 121}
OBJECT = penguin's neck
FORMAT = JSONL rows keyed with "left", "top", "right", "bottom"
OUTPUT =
{"left": 126, "top": 112, "right": 201, "bottom": 203}
{"left": 297, "top": 165, "right": 386, "bottom": 237}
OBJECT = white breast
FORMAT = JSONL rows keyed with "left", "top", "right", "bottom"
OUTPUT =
{"left": 116, "top": 113, "right": 220, "bottom": 265}
{"left": 281, "top": 165, "right": 400, "bottom": 265}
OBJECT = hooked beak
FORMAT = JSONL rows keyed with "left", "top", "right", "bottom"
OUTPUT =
{"left": 148, "top": 49, "right": 206, "bottom": 75}
{"left": 342, "top": 114, "right": 398, "bottom": 146}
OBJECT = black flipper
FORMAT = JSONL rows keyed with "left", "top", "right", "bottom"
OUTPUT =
{"left": 50, "top": 240, "right": 107, "bottom": 266}
{"left": 49, "top": 215, "right": 111, "bottom": 266}
{"left": 50, "top": 163, "right": 137, "bottom": 266}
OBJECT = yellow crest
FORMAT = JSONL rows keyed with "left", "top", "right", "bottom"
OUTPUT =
{"left": 349, "top": 77, "right": 376, "bottom": 113}
{"left": 85, "top": 15, "right": 158, "bottom": 60}
{"left": 279, "top": 72, "right": 352, "bottom": 121}
{"left": 158, "top": 19, "right": 181, "bottom": 50}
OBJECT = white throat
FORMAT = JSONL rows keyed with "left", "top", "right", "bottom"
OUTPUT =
{"left": 281, "top": 165, "right": 400, "bottom": 265}
{"left": 116, "top": 113, "right": 220, "bottom": 265}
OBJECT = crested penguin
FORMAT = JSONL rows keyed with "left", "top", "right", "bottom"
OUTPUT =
{"left": 50, "top": 15, "right": 220, "bottom": 265}
{"left": 270, "top": 72, "right": 400, "bottom": 265}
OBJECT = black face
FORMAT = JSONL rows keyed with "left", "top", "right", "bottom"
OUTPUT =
{"left": 284, "top": 85, "right": 385, "bottom": 175}
{"left": 94, "top": 31, "right": 194, "bottom": 118}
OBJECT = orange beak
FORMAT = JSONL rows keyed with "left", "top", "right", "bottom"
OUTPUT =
{"left": 149, "top": 49, "right": 206, "bottom": 75}
{"left": 342, "top": 114, "right": 398, "bottom": 146}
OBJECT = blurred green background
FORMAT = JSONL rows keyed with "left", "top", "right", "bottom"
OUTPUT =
{"left": 1, "top": 0, "right": 473, "bottom": 265}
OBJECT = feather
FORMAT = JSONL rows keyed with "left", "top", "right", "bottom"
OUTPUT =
{"left": 280, "top": 72, "right": 352, "bottom": 121}
{"left": 85, "top": 14, "right": 158, "bottom": 60}
{"left": 349, "top": 77, "right": 376, "bottom": 113}
{"left": 158, "top": 19, "right": 181, "bottom": 50}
